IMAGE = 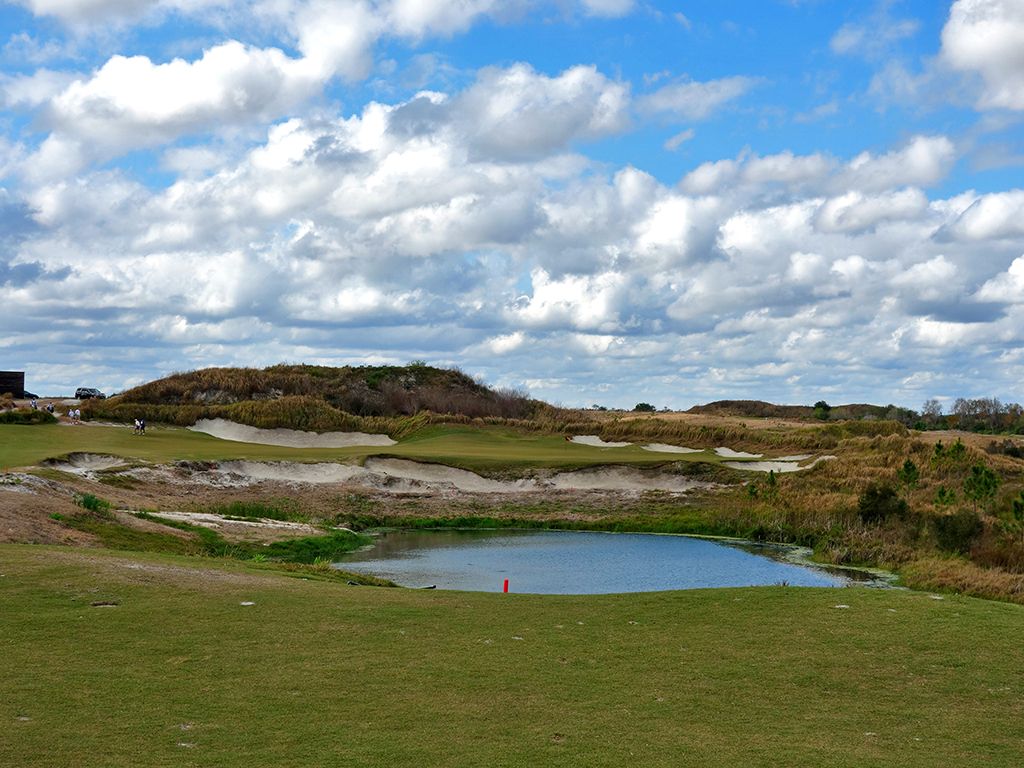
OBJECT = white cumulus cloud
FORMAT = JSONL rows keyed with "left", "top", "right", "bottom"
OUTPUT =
{"left": 941, "top": 0, "right": 1024, "bottom": 110}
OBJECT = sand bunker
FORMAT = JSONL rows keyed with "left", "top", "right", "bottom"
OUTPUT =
{"left": 211, "top": 461, "right": 368, "bottom": 485}
{"left": 364, "top": 458, "right": 535, "bottom": 493}
{"left": 45, "top": 453, "right": 127, "bottom": 475}
{"left": 723, "top": 461, "right": 803, "bottom": 474}
{"left": 724, "top": 456, "right": 836, "bottom": 474}
{"left": 714, "top": 447, "right": 763, "bottom": 459}
{"left": 641, "top": 444, "right": 704, "bottom": 454}
{"left": 188, "top": 418, "right": 396, "bottom": 448}
{"left": 546, "top": 466, "right": 705, "bottom": 493}
{"left": 173, "top": 458, "right": 711, "bottom": 495}
{"left": 569, "top": 435, "right": 632, "bottom": 448}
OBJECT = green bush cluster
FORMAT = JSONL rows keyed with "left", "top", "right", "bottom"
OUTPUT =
{"left": 75, "top": 493, "right": 112, "bottom": 514}
{"left": 857, "top": 483, "right": 909, "bottom": 524}
{"left": 932, "top": 510, "right": 984, "bottom": 554}
{"left": 0, "top": 409, "right": 58, "bottom": 425}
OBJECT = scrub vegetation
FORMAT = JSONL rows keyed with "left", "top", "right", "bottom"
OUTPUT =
{"left": 5, "top": 363, "right": 1024, "bottom": 603}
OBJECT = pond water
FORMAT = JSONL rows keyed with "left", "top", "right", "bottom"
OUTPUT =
{"left": 333, "top": 529, "right": 881, "bottom": 594}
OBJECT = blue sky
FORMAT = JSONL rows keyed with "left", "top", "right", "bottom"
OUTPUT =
{"left": 1, "top": 0, "right": 1023, "bottom": 410}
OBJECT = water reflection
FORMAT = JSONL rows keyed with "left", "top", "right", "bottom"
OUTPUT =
{"left": 334, "top": 529, "right": 883, "bottom": 594}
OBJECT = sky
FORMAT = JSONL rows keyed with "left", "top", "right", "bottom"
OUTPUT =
{"left": 1, "top": 0, "right": 1023, "bottom": 410}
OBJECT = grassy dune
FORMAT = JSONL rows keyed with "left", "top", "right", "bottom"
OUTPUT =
{"left": 2, "top": 545, "right": 1022, "bottom": 767}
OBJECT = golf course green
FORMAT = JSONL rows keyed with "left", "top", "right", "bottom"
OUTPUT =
{"left": 0, "top": 422, "right": 732, "bottom": 474}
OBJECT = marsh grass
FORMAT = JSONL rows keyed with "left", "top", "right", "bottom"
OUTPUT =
{"left": 198, "top": 498, "right": 304, "bottom": 522}
{"left": 260, "top": 530, "right": 369, "bottom": 563}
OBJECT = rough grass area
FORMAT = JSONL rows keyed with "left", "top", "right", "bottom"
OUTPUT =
{"left": 0, "top": 409, "right": 57, "bottom": 425}
{"left": 2, "top": 545, "right": 1022, "bottom": 767}
{"left": 55, "top": 502, "right": 372, "bottom": 570}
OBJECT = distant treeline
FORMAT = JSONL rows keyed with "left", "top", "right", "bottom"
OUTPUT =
{"left": 920, "top": 398, "right": 1024, "bottom": 434}
{"left": 690, "top": 398, "right": 1024, "bottom": 435}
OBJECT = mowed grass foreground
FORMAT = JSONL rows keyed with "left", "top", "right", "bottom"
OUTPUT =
{"left": 0, "top": 422, "right": 731, "bottom": 473}
{"left": 2, "top": 546, "right": 1022, "bottom": 767}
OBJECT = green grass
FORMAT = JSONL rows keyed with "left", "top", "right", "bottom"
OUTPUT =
{"left": 1, "top": 544, "right": 1022, "bottom": 767}
{"left": 0, "top": 422, "right": 737, "bottom": 475}
{"left": 199, "top": 499, "right": 305, "bottom": 522}
{"left": 74, "top": 492, "right": 112, "bottom": 513}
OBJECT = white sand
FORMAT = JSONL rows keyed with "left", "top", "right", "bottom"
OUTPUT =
{"left": 569, "top": 435, "right": 632, "bottom": 448}
{"left": 641, "top": 443, "right": 705, "bottom": 454}
{"left": 723, "top": 455, "right": 836, "bottom": 473}
{"left": 213, "top": 461, "right": 368, "bottom": 484}
{"left": 148, "top": 510, "right": 319, "bottom": 534}
{"left": 45, "top": 453, "right": 126, "bottom": 474}
{"left": 776, "top": 454, "right": 812, "bottom": 461}
{"left": 364, "top": 458, "right": 536, "bottom": 493}
{"left": 714, "top": 447, "right": 763, "bottom": 459}
{"left": 723, "top": 461, "right": 803, "bottom": 473}
{"left": 175, "top": 457, "right": 711, "bottom": 494}
{"left": 188, "top": 418, "right": 396, "bottom": 448}
{"left": 547, "top": 466, "right": 705, "bottom": 493}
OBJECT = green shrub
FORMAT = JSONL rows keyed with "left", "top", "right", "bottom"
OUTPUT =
{"left": 933, "top": 509, "right": 983, "bottom": 554}
{"left": 0, "top": 409, "right": 57, "bottom": 425}
{"left": 75, "top": 493, "right": 112, "bottom": 515}
{"left": 262, "top": 531, "right": 369, "bottom": 564}
{"left": 963, "top": 463, "right": 1001, "bottom": 513}
{"left": 857, "top": 482, "right": 909, "bottom": 524}
{"left": 201, "top": 499, "right": 302, "bottom": 522}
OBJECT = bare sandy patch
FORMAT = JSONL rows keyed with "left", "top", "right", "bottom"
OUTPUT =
{"left": 641, "top": 443, "right": 704, "bottom": 454}
{"left": 206, "top": 461, "right": 367, "bottom": 486}
{"left": 145, "top": 510, "right": 320, "bottom": 542}
{"left": 158, "top": 457, "right": 712, "bottom": 495}
{"left": 44, "top": 453, "right": 127, "bottom": 475}
{"left": 714, "top": 447, "right": 763, "bottom": 459}
{"left": 364, "top": 458, "right": 536, "bottom": 493}
{"left": 546, "top": 466, "right": 708, "bottom": 493}
{"left": 188, "top": 418, "right": 396, "bottom": 448}
{"left": 569, "top": 435, "right": 632, "bottom": 448}
{"left": 723, "top": 456, "right": 836, "bottom": 473}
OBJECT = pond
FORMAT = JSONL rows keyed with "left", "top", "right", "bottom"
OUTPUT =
{"left": 333, "top": 529, "right": 884, "bottom": 594}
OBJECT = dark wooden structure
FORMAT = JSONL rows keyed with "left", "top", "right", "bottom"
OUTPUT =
{"left": 0, "top": 371, "right": 26, "bottom": 398}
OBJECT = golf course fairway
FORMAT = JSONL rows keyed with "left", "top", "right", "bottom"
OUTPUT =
{"left": 2, "top": 545, "right": 1022, "bottom": 767}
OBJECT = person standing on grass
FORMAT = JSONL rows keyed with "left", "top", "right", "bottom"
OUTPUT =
{"left": 139, "top": 418, "right": 145, "bottom": 435}
{"left": 133, "top": 418, "right": 140, "bottom": 435}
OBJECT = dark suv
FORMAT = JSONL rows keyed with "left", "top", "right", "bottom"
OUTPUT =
{"left": 75, "top": 387, "right": 106, "bottom": 399}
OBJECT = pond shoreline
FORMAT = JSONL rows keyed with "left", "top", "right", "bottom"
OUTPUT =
{"left": 357, "top": 523, "right": 897, "bottom": 588}
{"left": 336, "top": 527, "right": 896, "bottom": 594}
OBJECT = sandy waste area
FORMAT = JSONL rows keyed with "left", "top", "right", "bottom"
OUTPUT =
{"left": 188, "top": 418, "right": 396, "bottom": 448}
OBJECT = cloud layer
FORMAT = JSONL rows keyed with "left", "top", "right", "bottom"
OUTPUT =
{"left": 2, "top": 0, "right": 1023, "bottom": 408}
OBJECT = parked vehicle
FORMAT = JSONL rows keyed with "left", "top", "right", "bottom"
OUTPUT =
{"left": 75, "top": 387, "right": 106, "bottom": 399}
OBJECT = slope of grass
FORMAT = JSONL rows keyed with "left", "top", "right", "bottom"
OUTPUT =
{"left": 2, "top": 545, "right": 1022, "bottom": 767}
{"left": 0, "top": 422, "right": 736, "bottom": 474}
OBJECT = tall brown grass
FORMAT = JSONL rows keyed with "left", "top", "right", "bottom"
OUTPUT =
{"left": 901, "top": 557, "right": 1024, "bottom": 603}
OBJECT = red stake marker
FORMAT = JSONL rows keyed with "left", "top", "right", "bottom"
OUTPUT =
{"left": 503, "top": 579, "right": 509, "bottom": 593}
